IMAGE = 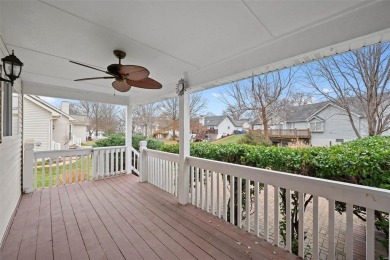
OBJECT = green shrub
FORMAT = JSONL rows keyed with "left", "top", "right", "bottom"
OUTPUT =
{"left": 93, "top": 134, "right": 125, "bottom": 147}
{"left": 145, "top": 138, "right": 164, "bottom": 150}
{"left": 93, "top": 133, "right": 163, "bottom": 151}
{"left": 238, "top": 131, "right": 272, "bottom": 146}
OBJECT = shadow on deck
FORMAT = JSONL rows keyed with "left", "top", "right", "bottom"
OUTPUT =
{"left": 0, "top": 174, "right": 297, "bottom": 260}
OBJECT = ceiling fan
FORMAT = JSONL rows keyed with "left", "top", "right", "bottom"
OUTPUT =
{"left": 70, "top": 50, "right": 162, "bottom": 92}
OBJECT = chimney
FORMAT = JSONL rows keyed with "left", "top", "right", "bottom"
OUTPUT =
{"left": 199, "top": 116, "right": 205, "bottom": 126}
{"left": 61, "top": 101, "right": 70, "bottom": 115}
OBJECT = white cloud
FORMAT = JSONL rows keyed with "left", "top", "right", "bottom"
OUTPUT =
{"left": 322, "top": 88, "right": 330, "bottom": 94}
{"left": 211, "top": 93, "right": 221, "bottom": 98}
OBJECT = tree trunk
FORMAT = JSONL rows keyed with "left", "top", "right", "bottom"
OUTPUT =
{"left": 261, "top": 107, "right": 269, "bottom": 136}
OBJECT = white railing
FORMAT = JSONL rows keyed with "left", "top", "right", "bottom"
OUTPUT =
{"left": 138, "top": 142, "right": 390, "bottom": 259}
{"left": 130, "top": 147, "right": 140, "bottom": 175}
{"left": 143, "top": 148, "right": 179, "bottom": 196}
{"left": 92, "top": 146, "right": 127, "bottom": 179}
{"left": 33, "top": 148, "right": 93, "bottom": 190}
{"left": 24, "top": 143, "right": 140, "bottom": 191}
{"left": 72, "top": 135, "right": 82, "bottom": 146}
{"left": 186, "top": 156, "right": 390, "bottom": 260}
{"left": 51, "top": 141, "right": 61, "bottom": 150}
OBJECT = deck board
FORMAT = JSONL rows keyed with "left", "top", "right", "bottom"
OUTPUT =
{"left": 1, "top": 174, "right": 297, "bottom": 260}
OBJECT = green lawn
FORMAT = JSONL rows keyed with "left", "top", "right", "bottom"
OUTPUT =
{"left": 35, "top": 156, "right": 93, "bottom": 189}
{"left": 81, "top": 140, "right": 96, "bottom": 146}
{"left": 212, "top": 134, "right": 243, "bottom": 144}
{"left": 161, "top": 138, "right": 179, "bottom": 145}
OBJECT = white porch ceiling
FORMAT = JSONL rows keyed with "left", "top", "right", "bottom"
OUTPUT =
{"left": 1, "top": 0, "right": 390, "bottom": 105}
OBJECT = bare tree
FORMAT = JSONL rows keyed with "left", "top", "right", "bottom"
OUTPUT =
{"left": 160, "top": 93, "right": 208, "bottom": 138}
{"left": 222, "top": 105, "right": 247, "bottom": 120}
{"left": 287, "top": 92, "right": 315, "bottom": 106}
{"left": 219, "top": 70, "right": 296, "bottom": 135}
{"left": 305, "top": 42, "right": 390, "bottom": 137}
{"left": 132, "top": 103, "right": 160, "bottom": 137}
{"left": 71, "top": 101, "right": 121, "bottom": 138}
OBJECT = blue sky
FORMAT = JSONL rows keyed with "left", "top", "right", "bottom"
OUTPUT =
{"left": 40, "top": 83, "right": 232, "bottom": 115}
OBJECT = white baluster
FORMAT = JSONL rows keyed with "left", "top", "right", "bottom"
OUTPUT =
{"left": 346, "top": 203, "right": 354, "bottom": 259}
{"left": 298, "top": 192, "right": 304, "bottom": 257}
{"left": 274, "top": 186, "right": 280, "bottom": 246}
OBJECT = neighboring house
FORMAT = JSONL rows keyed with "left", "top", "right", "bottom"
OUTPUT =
{"left": 202, "top": 115, "right": 239, "bottom": 140}
{"left": 253, "top": 101, "right": 369, "bottom": 146}
{"left": 231, "top": 118, "right": 251, "bottom": 132}
{"left": 23, "top": 96, "right": 87, "bottom": 151}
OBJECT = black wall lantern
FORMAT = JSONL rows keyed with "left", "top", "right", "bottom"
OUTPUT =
{"left": 1, "top": 50, "right": 23, "bottom": 86}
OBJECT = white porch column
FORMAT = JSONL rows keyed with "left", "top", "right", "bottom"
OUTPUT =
{"left": 178, "top": 86, "right": 190, "bottom": 205}
{"left": 23, "top": 141, "right": 34, "bottom": 193}
{"left": 125, "top": 102, "right": 133, "bottom": 173}
{"left": 139, "top": 141, "right": 148, "bottom": 183}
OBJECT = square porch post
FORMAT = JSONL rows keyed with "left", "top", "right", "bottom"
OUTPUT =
{"left": 178, "top": 85, "right": 190, "bottom": 205}
{"left": 125, "top": 102, "right": 133, "bottom": 174}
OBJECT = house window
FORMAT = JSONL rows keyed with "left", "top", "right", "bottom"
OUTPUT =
{"left": 309, "top": 121, "right": 324, "bottom": 132}
{"left": 336, "top": 139, "right": 344, "bottom": 143}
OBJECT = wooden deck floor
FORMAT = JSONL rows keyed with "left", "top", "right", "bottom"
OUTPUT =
{"left": 0, "top": 174, "right": 297, "bottom": 260}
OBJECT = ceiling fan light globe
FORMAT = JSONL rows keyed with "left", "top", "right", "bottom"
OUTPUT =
{"left": 112, "top": 81, "right": 131, "bottom": 92}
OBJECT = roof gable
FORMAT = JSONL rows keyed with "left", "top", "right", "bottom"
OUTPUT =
{"left": 25, "top": 95, "right": 75, "bottom": 120}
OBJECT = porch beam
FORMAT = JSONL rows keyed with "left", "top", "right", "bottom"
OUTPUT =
{"left": 178, "top": 84, "right": 190, "bottom": 205}
{"left": 125, "top": 102, "right": 133, "bottom": 173}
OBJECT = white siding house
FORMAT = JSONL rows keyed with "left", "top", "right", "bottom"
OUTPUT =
{"left": 0, "top": 81, "right": 22, "bottom": 248}
{"left": 23, "top": 96, "right": 89, "bottom": 150}
{"left": 203, "top": 116, "right": 240, "bottom": 139}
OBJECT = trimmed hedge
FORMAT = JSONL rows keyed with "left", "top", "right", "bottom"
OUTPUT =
{"left": 160, "top": 136, "right": 390, "bottom": 188}
{"left": 94, "top": 133, "right": 164, "bottom": 151}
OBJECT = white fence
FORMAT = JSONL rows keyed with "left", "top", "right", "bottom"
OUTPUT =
{"left": 141, "top": 147, "right": 390, "bottom": 260}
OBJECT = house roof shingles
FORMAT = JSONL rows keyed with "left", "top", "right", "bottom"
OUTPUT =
{"left": 204, "top": 116, "right": 227, "bottom": 126}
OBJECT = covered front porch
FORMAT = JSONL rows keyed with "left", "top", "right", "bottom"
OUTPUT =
{"left": 1, "top": 1, "right": 390, "bottom": 260}
{"left": 0, "top": 174, "right": 295, "bottom": 260}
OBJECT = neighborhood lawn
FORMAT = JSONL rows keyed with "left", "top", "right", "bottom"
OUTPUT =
{"left": 212, "top": 134, "right": 243, "bottom": 144}
{"left": 81, "top": 140, "right": 96, "bottom": 146}
{"left": 35, "top": 156, "right": 93, "bottom": 189}
{"left": 161, "top": 139, "right": 179, "bottom": 145}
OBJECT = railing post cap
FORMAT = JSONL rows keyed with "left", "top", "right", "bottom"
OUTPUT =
{"left": 24, "top": 139, "right": 35, "bottom": 149}
{"left": 140, "top": 141, "right": 147, "bottom": 148}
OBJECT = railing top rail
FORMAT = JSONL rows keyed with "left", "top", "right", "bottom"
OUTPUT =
{"left": 93, "top": 146, "right": 127, "bottom": 151}
{"left": 131, "top": 147, "right": 140, "bottom": 155}
{"left": 144, "top": 149, "right": 179, "bottom": 163}
{"left": 34, "top": 148, "right": 93, "bottom": 158}
{"left": 187, "top": 156, "right": 390, "bottom": 212}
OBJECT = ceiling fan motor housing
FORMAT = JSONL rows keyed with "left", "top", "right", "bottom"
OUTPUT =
{"left": 107, "top": 64, "right": 121, "bottom": 76}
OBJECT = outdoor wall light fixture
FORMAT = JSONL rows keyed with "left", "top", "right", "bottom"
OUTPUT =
{"left": 1, "top": 50, "right": 23, "bottom": 86}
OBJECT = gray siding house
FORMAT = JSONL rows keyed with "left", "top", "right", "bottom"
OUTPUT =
{"left": 277, "top": 102, "right": 367, "bottom": 146}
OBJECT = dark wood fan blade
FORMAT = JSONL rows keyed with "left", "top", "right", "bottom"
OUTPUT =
{"left": 74, "top": 77, "right": 115, "bottom": 81}
{"left": 126, "top": 77, "right": 162, "bottom": 89}
{"left": 112, "top": 80, "right": 131, "bottom": 92}
{"left": 69, "top": 60, "right": 116, "bottom": 76}
{"left": 119, "top": 65, "right": 150, "bottom": 81}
